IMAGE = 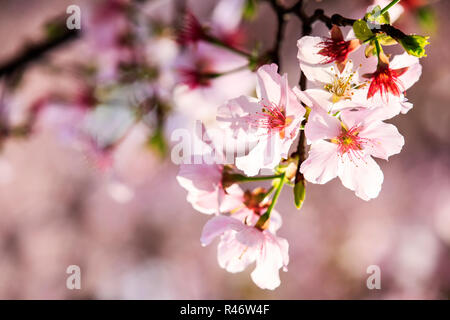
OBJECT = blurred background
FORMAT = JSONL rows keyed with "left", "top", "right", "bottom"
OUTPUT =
{"left": 0, "top": 0, "right": 448, "bottom": 299}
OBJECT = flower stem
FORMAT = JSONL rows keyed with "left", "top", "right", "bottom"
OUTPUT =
{"left": 374, "top": 38, "right": 382, "bottom": 61}
{"left": 380, "top": 0, "right": 401, "bottom": 16}
{"left": 230, "top": 173, "right": 285, "bottom": 183}
{"left": 255, "top": 173, "right": 285, "bottom": 230}
{"left": 204, "top": 35, "right": 252, "bottom": 58}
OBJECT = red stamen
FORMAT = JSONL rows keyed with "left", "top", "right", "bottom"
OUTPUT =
{"left": 317, "top": 38, "right": 354, "bottom": 65}
{"left": 177, "top": 11, "right": 205, "bottom": 45}
{"left": 250, "top": 100, "right": 290, "bottom": 137}
{"left": 178, "top": 68, "right": 211, "bottom": 89}
{"left": 336, "top": 126, "right": 371, "bottom": 162}
{"left": 366, "top": 65, "right": 408, "bottom": 100}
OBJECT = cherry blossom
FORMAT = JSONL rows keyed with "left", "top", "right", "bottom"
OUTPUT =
{"left": 300, "top": 107, "right": 404, "bottom": 200}
{"left": 200, "top": 209, "right": 288, "bottom": 290}
{"left": 297, "top": 36, "right": 421, "bottom": 116}
{"left": 176, "top": 134, "right": 244, "bottom": 215}
{"left": 217, "top": 64, "right": 305, "bottom": 176}
{"left": 171, "top": 41, "right": 255, "bottom": 128}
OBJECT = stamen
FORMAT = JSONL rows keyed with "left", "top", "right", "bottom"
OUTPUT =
{"left": 317, "top": 38, "right": 352, "bottom": 64}
{"left": 248, "top": 99, "right": 291, "bottom": 138}
{"left": 366, "top": 65, "right": 408, "bottom": 100}
{"left": 324, "top": 63, "right": 367, "bottom": 103}
{"left": 332, "top": 125, "right": 372, "bottom": 164}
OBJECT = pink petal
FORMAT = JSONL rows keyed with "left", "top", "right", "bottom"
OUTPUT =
{"left": 216, "top": 95, "right": 262, "bottom": 137}
{"left": 217, "top": 231, "right": 257, "bottom": 273}
{"left": 338, "top": 155, "right": 384, "bottom": 201}
{"left": 300, "top": 140, "right": 340, "bottom": 184}
{"left": 250, "top": 233, "right": 288, "bottom": 290}
{"left": 297, "top": 36, "right": 325, "bottom": 65}
{"left": 235, "top": 135, "right": 282, "bottom": 176}
{"left": 256, "top": 64, "right": 282, "bottom": 105}
{"left": 304, "top": 107, "right": 341, "bottom": 142}
{"left": 359, "top": 121, "right": 404, "bottom": 160}
{"left": 200, "top": 216, "right": 245, "bottom": 246}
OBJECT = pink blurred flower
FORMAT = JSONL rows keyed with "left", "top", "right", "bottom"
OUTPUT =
{"left": 170, "top": 41, "right": 255, "bottom": 132}
{"left": 301, "top": 107, "right": 404, "bottom": 200}
{"left": 177, "top": 11, "right": 206, "bottom": 46}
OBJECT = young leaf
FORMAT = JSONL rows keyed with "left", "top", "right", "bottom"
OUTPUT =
{"left": 399, "top": 35, "right": 430, "bottom": 58}
{"left": 243, "top": 0, "right": 257, "bottom": 21}
{"left": 377, "top": 34, "right": 397, "bottom": 46}
{"left": 353, "top": 20, "right": 374, "bottom": 43}
{"left": 365, "top": 5, "right": 390, "bottom": 25}
{"left": 294, "top": 180, "right": 306, "bottom": 210}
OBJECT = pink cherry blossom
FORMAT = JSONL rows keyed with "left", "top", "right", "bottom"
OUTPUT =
{"left": 297, "top": 33, "right": 421, "bottom": 116}
{"left": 297, "top": 26, "right": 364, "bottom": 82}
{"left": 177, "top": 162, "right": 244, "bottom": 215}
{"left": 300, "top": 107, "right": 404, "bottom": 200}
{"left": 176, "top": 132, "right": 244, "bottom": 214}
{"left": 200, "top": 213, "right": 288, "bottom": 290}
{"left": 217, "top": 64, "right": 305, "bottom": 176}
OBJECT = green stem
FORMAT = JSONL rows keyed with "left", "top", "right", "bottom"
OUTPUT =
{"left": 205, "top": 35, "right": 252, "bottom": 58}
{"left": 255, "top": 173, "right": 285, "bottom": 229}
{"left": 374, "top": 38, "right": 382, "bottom": 60}
{"left": 379, "top": 0, "right": 401, "bottom": 16}
{"left": 207, "top": 64, "right": 250, "bottom": 79}
{"left": 232, "top": 173, "right": 285, "bottom": 183}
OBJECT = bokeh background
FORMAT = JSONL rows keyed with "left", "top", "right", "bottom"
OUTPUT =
{"left": 0, "top": 0, "right": 448, "bottom": 299}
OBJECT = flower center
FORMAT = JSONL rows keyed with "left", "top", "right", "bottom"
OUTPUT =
{"left": 317, "top": 38, "right": 352, "bottom": 64}
{"left": 178, "top": 60, "right": 218, "bottom": 89}
{"left": 324, "top": 65, "right": 367, "bottom": 103}
{"left": 331, "top": 125, "right": 370, "bottom": 161}
{"left": 251, "top": 100, "right": 293, "bottom": 138}
{"left": 366, "top": 65, "right": 408, "bottom": 100}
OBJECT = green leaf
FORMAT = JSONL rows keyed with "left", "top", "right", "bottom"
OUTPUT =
{"left": 377, "top": 34, "right": 397, "bottom": 46}
{"left": 365, "top": 5, "right": 390, "bottom": 25}
{"left": 399, "top": 35, "right": 430, "bottom": 58}
{"left": 243, "top": 0, "right": 257, "bottom": 21}
{"left": 353, "top": 20, "right": 374, "bottom": 43}
{"left": 293, "top": 179, "right": 306, "bottom": 210}
{"left": 148, "top": 127, "right": 167, "bottom": 157}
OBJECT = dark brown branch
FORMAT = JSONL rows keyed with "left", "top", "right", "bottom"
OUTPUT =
{"left": 0, "top": 27, "right": 79, "bottom": 78}
{"left": 267, "top": 0, "right": 290, "bottom": 68}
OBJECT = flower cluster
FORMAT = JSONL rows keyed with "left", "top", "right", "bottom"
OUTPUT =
{"left": 177, "top": 0, "right": 428, "bottom": 289}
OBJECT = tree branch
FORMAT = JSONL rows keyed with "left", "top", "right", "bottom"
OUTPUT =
{"left": 0, "top": 27, "right": 79, "bottom": 78}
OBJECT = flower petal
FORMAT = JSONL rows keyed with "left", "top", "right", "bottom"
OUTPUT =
{"left": 250, "top": 233, "right": 288, "bottom": 290}
{"left": 359, "top": 121, "right": 404, "bottom": 160}
{"left": 256, "top": 64, "right": 282, "bottom": 104}
{"left": 297, "top": 36, "right": 325, "bottom": 65}
{"left": 200, "top": 215, "right": 245, "bottom": 246}
{"left": 218, "top": 230, "right": 257, "bottom": 273}
{"left": 235, "top": 135, "right": 282, "bottom": 176}
{"left": 304, "top": 107, "right": 341, "bottom": 142}
{"left": 300, "top": 140, "right": 340, "bottom": 184}
{"left": 338, "top": 155, "right": 384, "bottom": 201}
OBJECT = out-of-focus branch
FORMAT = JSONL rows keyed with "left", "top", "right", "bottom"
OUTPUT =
{"left": 0, "top": 26, "right": 79, "bottom": 78}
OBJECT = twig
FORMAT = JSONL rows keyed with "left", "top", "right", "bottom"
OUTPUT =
{"left": 0, "top": 28, "right": 79, "bottom": 78}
